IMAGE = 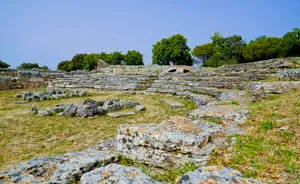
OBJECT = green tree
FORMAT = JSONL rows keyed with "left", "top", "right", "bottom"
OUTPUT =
{"left": 18, "top": 63, "right": 39, "bottom": 69}
{"left": 124, "top": 50, "right": 144, "bottom": 65}
{"left": 279, "top": 28, "right": 300, "bottom": 57}
{"left": 57, "top": 60, "right": 72, "bottom": 72}
{"left": 192, "top": 43, "right": 214, "bottom": 64}
{"left": 204, "top": 33, "right": 246, "bottom": 67}
{"left": 152, "top": 34, "right": 193, "bottom": 65}
{"left": 40, "top": 65, "right": 49, "bottom": 70}
{"left": 243, "top": 36, "right": 281, "bottom": 62}
{"left": 82, "top": 53, "right": 102, "bottom": 71}
{"left": 0, "top": 59, "right": 10, "bottom": 68}
{"left": 70, "top": 54, "right": 87, "bottom": 71}
{"left": 110, "top": 51, "right": 124, "bottom": 65}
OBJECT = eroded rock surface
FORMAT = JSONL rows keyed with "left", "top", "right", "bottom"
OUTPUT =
{"left": 117, "top": 116, "right": 225, "bottom": 168}
{"left": 178, "top": 166, "right": 264, "bottom": 184}
{"left": 81, "top": 164, "right": 163, "bottom": 184}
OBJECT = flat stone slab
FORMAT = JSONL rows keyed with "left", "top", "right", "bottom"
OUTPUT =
{"left": 81, "top": 164, "right": 163, "bottom": 184}
{"left": 117, "top": 116, "right": 224, "bottom": 168}
{"left": 178, "top": 166, "right": 264, "bottom": 184}
{"left": 0, "top": 139, "right": 116, "bottom": 184}
{"left": 160, "top": 99, "right": 185, "bottom": 108}
{"left": 187, "top": 105, "right": 249, "bottom": 135}
{"left": 107, "top": 111, "right": 135, "bottom": 118}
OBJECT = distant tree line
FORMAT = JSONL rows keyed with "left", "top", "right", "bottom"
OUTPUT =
{"left": 191, "top": 28, "right": 300, "bottom": 67}
{"left": 0, "top": 59, "right": 49, "bottom": 70}
{"left": 57, "top": 50, "right": 144, "bottom": 72}
{"left": 0, "top": 59, "right": 10, "bottom": 68}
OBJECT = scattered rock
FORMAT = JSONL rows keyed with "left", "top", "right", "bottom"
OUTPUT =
{"left": 29, "top": 106, "right": 37, "bottom": 114}
{"left": 160, "top": 99, "right": 185, "bottom": 108}
{"left": 178, "top": 166, "right": 264, "bottom": 184}
{"left": 80, "top": 164, "right": 162, "bottom": 184}
{"left": 135, "top": 105, "right": 145, "bottom": 111}
{"left": 15, "top": 93, "right": 22, "bottom": 98}
{"left": 37, "top": 109, "right": 51, "bottom": 117}
{"left": 77, "top": 104, "right": 98, "bottom": 118}
{"left": 107, "top": 111, "right": 135, "bottom": 118}
{"left": 119, "top": 100, "right": 139, "bottom": 108}
{"left": 63, "top": 104, "right": 78, "bottom": 117}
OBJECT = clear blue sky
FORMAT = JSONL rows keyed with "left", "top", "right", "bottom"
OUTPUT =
{"left": 0, "top": 0, "right": 299, "bottom": 69}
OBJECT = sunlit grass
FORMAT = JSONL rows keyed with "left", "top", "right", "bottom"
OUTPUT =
{"left": 0, "top": 88, "right": 195, "bottom": 169}
{"left": 209, "top": 88, "right": 300, "bottom": 183}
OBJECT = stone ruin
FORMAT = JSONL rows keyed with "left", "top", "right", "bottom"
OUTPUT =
{"left": 20, "top": 88, "right": 89, "bottom": 102}
{"left": 30, "top": 98, "right": 144, "bottom": 118}
{"left": 0, "top": 58, "right": 300, "bottom": 183}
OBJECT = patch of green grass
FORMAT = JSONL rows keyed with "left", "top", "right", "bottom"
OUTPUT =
{"left": 202, "top": 117, "right": 223, "bottom": 125}
{"left": 217, "top": 99, "right": 239, "bottom": 105}
{"left": 259, "top": 119, "right": 275, "bottom": 132}
{"left": 0, "top": 88, "right": 195, "bottom": 169}
{"left": 261, "top": 75, "right": 278, "bottom": 82}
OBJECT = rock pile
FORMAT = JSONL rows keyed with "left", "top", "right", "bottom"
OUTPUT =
{"left": 31, "top": 98, "right": 143, "bottom": 118}
{"left": 21, "top": 88, "right": 89, "bottom": 102}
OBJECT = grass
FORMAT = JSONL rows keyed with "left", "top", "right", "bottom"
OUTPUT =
{"left": 0, "top": 88, "right": 195, "bottom": 169}
{"left": 209, "top": 88, "right": 300, "bottom": 184}
{"left": 116, "top": 155, "right": 200, "bottom": 184}
{"left": 217, "top": 99, "right": 239, "bottom": 105}
{"left": 261, "top": 75, "right": 279, "bottom": 82}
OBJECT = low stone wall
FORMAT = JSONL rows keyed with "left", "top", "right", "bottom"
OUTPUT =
{"left": 0, "top": 69, "right": 65, "bottom": 90}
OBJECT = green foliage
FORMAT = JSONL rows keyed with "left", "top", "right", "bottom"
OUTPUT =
{"left": 152, "top": 34, "right": 193, "bottom": 65}
{"left": 82, "top": 53, "right": 102, "bottom": 71}
{"left": 18, "top": 62, "right": 39, "bottom": 69}
{"left": 70, "top": 54, "right": 87, "bottom": 71}
{"left": 243, "top": 36, "right": 281, "bottom": 62}
{"left": 57, "top": 60, "right": 72, "bottom": 71}
{"left": 124, "top": 50, "right": 144, "bottom": 65}
{"left": 109, "top": 51, "right": 125, "bottom": 65}
{"left": 40, "top": 65, "right": 49, "bottom": 70}
{"left": 192, "top": 43, "right": 214, "bottom": 64}
{"left": 202, "top": 33, "right": 246, "bottom": 67}
{"left": 259, "top": 120, "right": 274, "bottom": 131}
{"left": 0, "top": 59, "right": 10, "bottom": 68}
{"left": 280, "top": 28, "right": 300, "bottom": 57}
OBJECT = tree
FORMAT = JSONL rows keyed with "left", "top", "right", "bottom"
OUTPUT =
{"left": 40, "top": 65, "right": 49, "bottom": 70}
{"left": 152, "top": 34, "right": 193, "bottom": 65}
{"left": 18, "top": 63, "right": 39, "bottom": 69}
{"left": 204, "top": 33, "right": 246, "bottom": 67}
{"left": 280, "top": 28, "right": 300, "bottom": 57}
{"left": 192, "top": 43, "right": 214, "bottom": 64}
{"left": 70, "top": 54, "right": 87, "bottom": 71}
{"left": 110, "top": 51, "right": 124, "bottom": 65}
{"left": 57, "top": 60, "right": 72, "bottom": 72}
{"left": 243, "top": 36, "right": 281, "bottom": 62}
{"left": 82, "top": 53, "right": 102, "bottom": 71}
{"left": 124, "top": 50, "right": 144, "bottom": 65}
{"left": 0, "top": 59, "right": 10, "bottom": 68}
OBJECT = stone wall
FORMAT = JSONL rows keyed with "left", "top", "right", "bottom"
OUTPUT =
{"left": 0, "top": 69, "right": 64, "bottom": 90}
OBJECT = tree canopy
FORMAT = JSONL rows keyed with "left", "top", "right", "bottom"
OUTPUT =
{"left": 192, "top": 43, "right": 214, "bottom": 64}
{"left": 0, "top": 59, "right": 10, "bottom": 68}
{"left": 152, "top": 34, "right": 193, "bottom": 65}
{"left": 279, "top": 28, "right": 300, "bottom": 58}
{"left": 18, "top": 63, "right": 39, "bottom": 70}
{"left": 124, "top": 50, "right": 144, "bottom": 65}
{"left": 57, "top": 60, "right": 72, "bottom": 71}
{"left": 243, "top": 36, "right": 281, "bottom": 62}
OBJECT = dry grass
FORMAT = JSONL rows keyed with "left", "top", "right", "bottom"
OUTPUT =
{"left": 209, "top": 88, "right": 300, "bottom": 183}
{"left": 0, "top": 88, "right": 195, "bottom": 169}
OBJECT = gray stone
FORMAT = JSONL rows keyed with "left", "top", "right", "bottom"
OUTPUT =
{"left": 63, "top": 104, "right": 78, "bottom": 117}
{"left": 97, "top": 107, "right": 107, "bottom": 115}
{"left": 161, "top": 99, "right": 185, "bottom": 108}
{"left": 104, "top": 102, "right": 122, "bottom": 112}
{"left": 0, "top": 141, "right": 116, "bottom": 184}
{"left": 178, "top": 166, "right": 264, "bottom": 184}
{"left": 107, "top": 111, "right": 135, "bottom": 118}
{"left": 135, "top": 105, "right": 145, "bottom": 111}
{"left": 117, "top": 116, "right": 224, "bottom": 168}
{"left": 120, "top": 100, "right": 140, "bottom": 108}
{"left": 29, "top": 106, "right": 37, "bottom": 114}
{"left": 77, "top": 104, "right": 98, "bottom": 118}
{"left": 37, "top": 110, "right": 51, "bottom": 117}
{"left": 80, "top": 164, "right": 162, "bottom": 184}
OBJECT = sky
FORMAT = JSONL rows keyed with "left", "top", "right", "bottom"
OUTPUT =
{"left": 0, "top": 0, "right": 299, "bottom": 69}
